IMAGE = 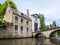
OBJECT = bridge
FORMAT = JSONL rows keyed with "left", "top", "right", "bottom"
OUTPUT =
{"left": 32, "top": 28, "right": 60, "bottom": 38}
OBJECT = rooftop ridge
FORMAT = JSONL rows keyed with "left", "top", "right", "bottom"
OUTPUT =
{"left": 9, "top": 5, "right": 31, "bottom": 21}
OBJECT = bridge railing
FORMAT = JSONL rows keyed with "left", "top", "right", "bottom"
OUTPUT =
{"left": 33, "top": 27, "right": 60, "bottom": 33}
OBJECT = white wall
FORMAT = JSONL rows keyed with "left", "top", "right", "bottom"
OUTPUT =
{"left": 37, "top": 18, "right": 40, "bottom": 30}
{"left": 31, "top": 16, "right": 40, "bottom": 32}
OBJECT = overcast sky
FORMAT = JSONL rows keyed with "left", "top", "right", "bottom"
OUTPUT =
{"left": 0, "top": 0, "right": 60, "bottom": 25}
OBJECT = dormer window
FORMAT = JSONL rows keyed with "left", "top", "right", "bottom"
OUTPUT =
{"left": 21, "top": 13, "right": 24, "bottom": 15}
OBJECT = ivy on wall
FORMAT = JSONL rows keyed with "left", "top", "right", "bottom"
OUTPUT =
{"left": 0, "top": 0, "right": 17, "bottom": 27}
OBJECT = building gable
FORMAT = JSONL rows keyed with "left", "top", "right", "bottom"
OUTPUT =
{"left": 3, "top": 3, "right": 13, "bottom": 23}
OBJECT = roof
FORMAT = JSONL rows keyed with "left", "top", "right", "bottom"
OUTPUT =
{"left": 9, "top": 4, "right": 31, "bottom": 21}
{"left": 31, "top": 14, "right": 40, "bottom": 18}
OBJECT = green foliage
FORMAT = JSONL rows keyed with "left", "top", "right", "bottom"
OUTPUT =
{"left": 0, "top": 1, "right": 8, "bottom": 19}
{"left": 0, "top": 19, "right": 12, "bottom": 27}
{"left": 8, "top": 0, "right": 17, "bottom": 10}
{"left": 39, "top": 13, "right": 47, "bottom": 30}
{"left": 57, "top": 31, "right": 60, "bottom": 35}
{"left": 6, "top": 0, "right": 17, "bottom": 10}
{"left": 0, "top": 0, "right": 17, "bottom": 26}
{"left": 0, "top": 0, "right": 17, "bottom": 19}
{"left": 51, "top": 21, "right": 56, "bottom": 29}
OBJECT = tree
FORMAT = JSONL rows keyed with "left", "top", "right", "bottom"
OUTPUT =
{"left": 7, "top": 0, "right": 17, "bottom": 10}
{"left": 0, "top": 0, "right": 17, "bottom": 19}
{"left": 39, "top": 13, "right": 46, "bottom": 30}
{"left": 51, "top": 21, "right": 56, "bottom": 29}
{"left": 0, "top": 0, "right": 17, "bottom": 27}
{"left": 0, "top": 19, "right": 12, "bottom": 27}
{"left": 0, "top": 1, "right": 8, "bottom": 19}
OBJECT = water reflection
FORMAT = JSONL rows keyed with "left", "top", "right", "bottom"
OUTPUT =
{"left": 50, "top": 38, "right": 60, "bottom": 45}
{"left": 0, "top": 39, "right": 33, "bottom": 45}
{"left": 0, "top": 38, "right": 60, "bottom": 45}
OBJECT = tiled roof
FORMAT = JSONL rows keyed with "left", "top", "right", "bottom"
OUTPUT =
{"left": 10, "top": 8, "right": 20, "bottom": 16}
{"left": 10, "top": 7, "right": 31, "bottom": 21}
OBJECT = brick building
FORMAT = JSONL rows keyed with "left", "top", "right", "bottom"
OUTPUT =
{"left": 3, "top": 3, "right": 32, "bottom": 38}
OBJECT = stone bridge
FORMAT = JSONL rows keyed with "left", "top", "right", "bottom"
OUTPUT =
{"left": 32, "top": 28, "right": 60, "bottom": 38}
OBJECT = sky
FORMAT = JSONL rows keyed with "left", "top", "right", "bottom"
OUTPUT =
{"left": 0, "top": 0, "right": 60, "bottom": 26}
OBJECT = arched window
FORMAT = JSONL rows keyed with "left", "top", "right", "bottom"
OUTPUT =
{"left": 34, "top": 23, "right": 38, "bottom": 32}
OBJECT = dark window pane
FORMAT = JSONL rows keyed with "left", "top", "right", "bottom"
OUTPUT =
{"left": 21, "top": 13, "right": 24, "bottom": 15}
{"left": 27, "top": 21, "right": 29, "bottom": 25}
{"left": 15, "top": 16, "right": 18, "bottom": 20}
{"left": 27, "top": 27, "right": 28, "bottom": 33}
{"left": 21, "top": 18, "right": 23, "bottom": 22}
{"left": 15, "top": 25, "right": 18, "bottom": 30}
{"left": 20, "top": 26, "right": 23, "bottom": 31}
{"left": 34, "top": 23, "right": 38, "bottom": 31}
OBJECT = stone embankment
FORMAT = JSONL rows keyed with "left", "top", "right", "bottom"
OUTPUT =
{"left": 0, "top": 28, "right": 12, "bottom": 39}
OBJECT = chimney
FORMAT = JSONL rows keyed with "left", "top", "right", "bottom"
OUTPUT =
{"left": 27, "top": 9, "right": 29, "bottom": 16}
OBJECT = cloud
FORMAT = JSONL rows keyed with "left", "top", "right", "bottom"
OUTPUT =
{"left": 0, "top": 0, "right": 60, "bottom": 25}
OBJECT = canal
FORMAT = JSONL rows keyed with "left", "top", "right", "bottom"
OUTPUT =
{"left": 0, "top": 38, "right": 60, "bottom": 45}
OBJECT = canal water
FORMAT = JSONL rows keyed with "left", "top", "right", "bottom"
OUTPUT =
{"left": 0, "top": 38, "right": 60, "bottom": 45}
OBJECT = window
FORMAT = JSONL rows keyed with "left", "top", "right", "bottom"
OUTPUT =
{"left": 21, "top": 13, "right": 24, "bottom": 15}
{"left": 20, "top": 26, "right": 23, "bottom": 33}
{"left": 9, "top": 10, "right": 10, "bottom": 13}
{"left": 15, "top": 25, "right": 18, "bottom": 32}
{"left": 21, "top": 18, "right": 23, "bottom": 22}
{"left": 27, "top": 27, "right": 28, "bottom": 33}
{"left": 26, "top": 21, "right": 29, "bottom": 25}
{"left": 15, "top": 16, "right": 18, "bottom": 20}
{"left": 34, "top": 23, "right": 38, "bottom": 32}
{"left": 15, "top": 16, "right": 18, "bottom": 23}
